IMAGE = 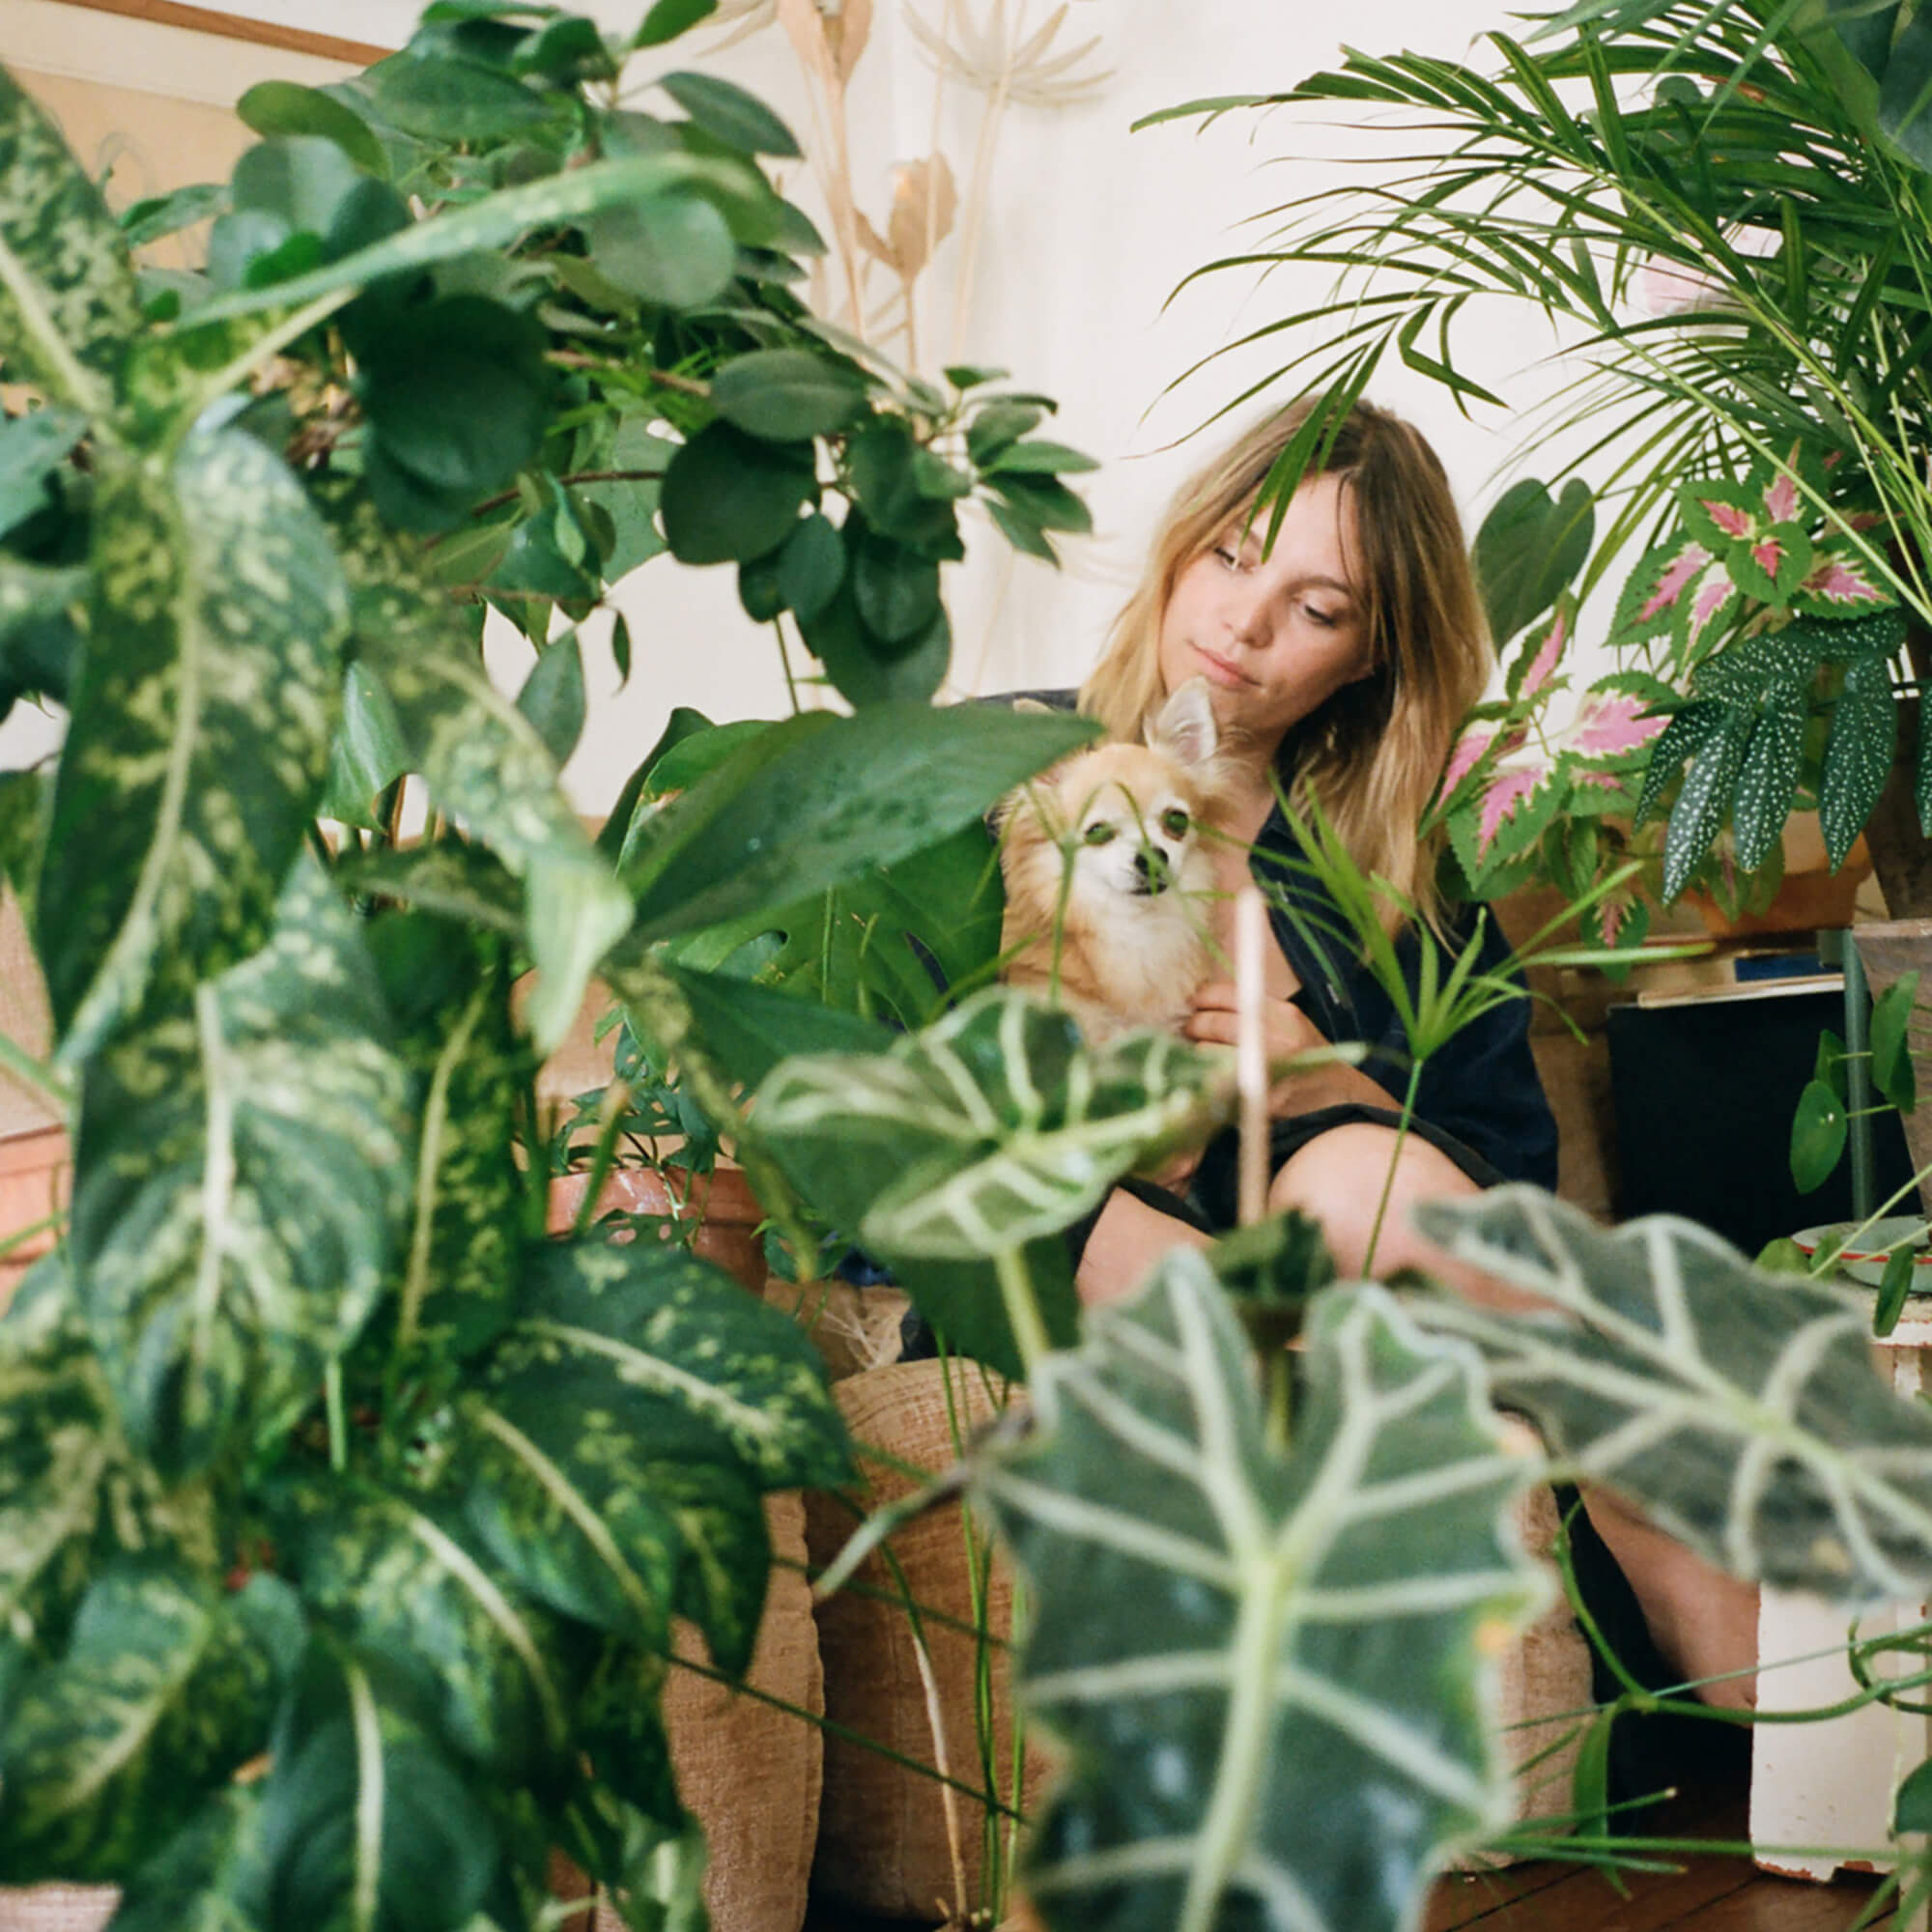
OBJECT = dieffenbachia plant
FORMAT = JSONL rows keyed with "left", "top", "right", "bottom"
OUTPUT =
{"left": 1441, "top": 444, "right": 1905, "bottom": 942}
{"left": 0, "top": 4, "right": 1107, "bottom": 1922}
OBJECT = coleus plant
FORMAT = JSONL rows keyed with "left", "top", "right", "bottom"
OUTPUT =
{"left": 1440, "top": 445, "right": 1904, "bottom": 945}
{"left": 0, "top": 3, "right": 1110, "bottom": 1922}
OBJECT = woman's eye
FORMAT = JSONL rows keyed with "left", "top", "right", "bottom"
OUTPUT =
{"left": 1304, "top": 604, "right": 1341, "bottom": 629}
{"left": 1159, "top": 808, "right": 1190, "bottom": 838}
{"left": 1211, "top": 544, "right": 1241, "bottom": 570}
{"left": 1082, "top": 822, "right": 1117, "bottom": 847}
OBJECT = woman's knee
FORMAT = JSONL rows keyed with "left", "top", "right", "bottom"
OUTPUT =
{"left": 1267, "top": 1122, "right": 1479, "bottom": 1279}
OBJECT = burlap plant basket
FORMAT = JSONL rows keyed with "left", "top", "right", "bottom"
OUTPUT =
{"left": 806, "top": 1358, "right": 1049, "bottom": 1926}
{"left": 0, "top": 1890, "right": 117, "bottom": 1932}
{"left": 763, "top": 1275, "right": 910, "bottom": 1383}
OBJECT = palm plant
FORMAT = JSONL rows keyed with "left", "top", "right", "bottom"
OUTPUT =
{"left": 1147, "top": 1, "right": 1932, "bottom": 918}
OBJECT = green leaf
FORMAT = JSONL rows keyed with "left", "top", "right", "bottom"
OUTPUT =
{"left": 318, "top": 661, "right": 412, "bottom": 832}
{"left": 975, "top": 1256, "right": 1545, "bottom": 1932}
{"left": 70, "top": 856, "right": 413, "bottom": 1477}
{"left": 966, "top": 402, "right": 1045, "bottom": 468}
{"left": 622, "top": 702, "right": 1096, "bottom": 944}
{"left": 256, "top": 1650, "right": 501, "bottom": 1932}
{"left": 657, "top": 71, "right": 802, "bottom": 157}
{"left": 1876, "top": 1245, "right": 1916, "bottom": 1340}
{"left": 1791, "top": 1079, "right": 1849, "bottom": 1192}
{"left": 1661, "top": 708, "right": 1750, "bottom": 902}
{"left": 756, "top": 989, "right": 1237, "bottom": 1260}
{"left": 1414, "top": 1188, "right": 1932, "bottom": 1603}
{"left": 984, "top": 438, "right": 1100, "bottom": 476}
{"left": 667, "top": 960, "right": 895, "bottom": 1091}
{"left": 851, "top": 528, "right": 941, "bottom": 642}
{"left": 208, "top": 138, "right": 407, "bottom": 293}
{"left": 1878, "top": 12, "right": 1932, "bottom": 168}
{"left": 37, "top": 429, "right": 350, "bottom": 1060}
{"left": 1731, "top": 676, "right": 1808, "bottom": 871}
{"left": 515, "top": 631, "right": 586, "bottom": 766}
{"left": 984, "top": 471, "right": 1093, "bottom": 536}
{"left": 1896, "top": 1754, "right": 1932, "bottom": 1834}
{"left": 0, "top": 556, "right": 84, "bottom": 708}
{"left": 708, "top": 348, "right": 867, "bottom": 440}
{"left": 270, "top": 1474, "right": 575, "bottom": 1776}
{"left": 108, "top": 1786, "right": 270, "bottom": 1932}
{"left": 582, "top": 192, "right": 737, "bottom": 310}
{"left": 634, "top": 0, "right": 718, "bottom": 45}
{"left": 0, "top": 1560, "right": 289, "bottom": 1882}
{"left": 660, "top": 420, "right": 816, "bottom": 564}
{"left": 1473, "top": 477, "right": 1596, "bottom": 646}
{"left": 776, "top": 510, "right": 845, "bottom": 619}
{"left": 184, "top": 151, "right": 751, "bottom": 327}
{"left": 328, "top": 491, "right": 630, "bottom": 1055}
{"left": 1872, "top": 969, "right": 1919, "bottom": 1113}
{"left": 1821, "top": 652, "right": 1897, "bottom": 869}
{"left": 1815, "top": 1027, "right": 1849, "bottom": 1107}
{"left": 0, "top": 404, "right": 84, "bottom": 540}
{"left": 0, "top": 68, "right": 143, "bottom": 412}
{"left": 237, "top": 83, "right": 388, "bottom": 177}
{"left": 364, "top": 48, "right": 562, "bottom": 140}
{"left": 120, "top": 184, "right": 228, "bottom": 249}
{"left": 804, "top": 582, "right": 951, "bottom": 706}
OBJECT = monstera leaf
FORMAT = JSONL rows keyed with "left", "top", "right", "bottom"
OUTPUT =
{"left": 456, "top": 1237, "right": 850, "bottom": 1673}
{"left": 0, "top": 1561, "right": 300, "bottom": 1883}
{"left": 68, "top": 856, "right": 413, "bottom": 1478}
{"left": 974, "top": 1252, "right": 1546, "bottom": 1932}
{"left": 755, "top": 988, "right": 1239, "bottom": 1262}
{"left": 37, "top": 427, "right": 351, "bottom": 1060}
{"left": 1412, "top": 1187, "right": 1932, "bottom": 1603}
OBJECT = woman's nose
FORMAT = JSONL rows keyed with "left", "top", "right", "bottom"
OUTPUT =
{"left": 1225, "top": 589, "right": 1269, "bottom": 646}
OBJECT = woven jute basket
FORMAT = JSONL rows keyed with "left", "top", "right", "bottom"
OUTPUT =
{"left": 806, "top": 1358, "right": 1049, "bottom": 1924}
{"left": 0, "top": 1889, "right": 117, "bottom": 1932}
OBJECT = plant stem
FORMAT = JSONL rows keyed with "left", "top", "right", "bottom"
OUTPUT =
{"left": 1360, "top": 1060, "right": 1425, "bottom": 1277}
{"left": 992, "top": 1242, "right": 1051, "bottom": 1379}
{"left": 327, "top": 1359, "right": 347, "bottom": 1476}
{"left": 570, "top": 1080, "right": 630, "bottom": 1238}
{"left": 0, "top": 1031, "right": 71, "bottom": 1111}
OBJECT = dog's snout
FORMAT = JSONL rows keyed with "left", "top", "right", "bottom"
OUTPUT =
{"left": 1134, "top": 846, "right": 1173, "bottom": 895}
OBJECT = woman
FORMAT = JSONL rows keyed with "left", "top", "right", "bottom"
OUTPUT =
{"left": 1062, "top": 395, "right": 1759, "bottom": 1720}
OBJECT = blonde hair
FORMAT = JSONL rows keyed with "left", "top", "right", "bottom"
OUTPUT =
{"left": 1079, "top": 396, "right": 1491, "bottom": 932}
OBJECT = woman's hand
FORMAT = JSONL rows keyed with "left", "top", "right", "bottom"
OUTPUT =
{"left": 1180, "top": 980, "right": 1360, "bottom": 1115}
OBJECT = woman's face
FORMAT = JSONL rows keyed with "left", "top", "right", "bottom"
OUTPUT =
{"left": 1156, "top": 470, "right": 1376, "bottom": 751}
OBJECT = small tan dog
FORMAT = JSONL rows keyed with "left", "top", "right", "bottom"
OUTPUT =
{"left": 997, "top": 678, "right": 1229, "bottom": 1043}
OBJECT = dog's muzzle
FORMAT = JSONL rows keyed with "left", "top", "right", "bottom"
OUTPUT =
{"left": 1133, "top": 848, "right": 1173, "bottom": 896}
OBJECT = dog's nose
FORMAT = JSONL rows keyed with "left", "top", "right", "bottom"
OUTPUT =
{"left": 1135, "top": 848, "right": 1171, "bottom": 895}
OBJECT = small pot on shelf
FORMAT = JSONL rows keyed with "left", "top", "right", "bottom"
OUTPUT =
{"left": 546, "top": 1163, "right": 768, "bottom": 1294}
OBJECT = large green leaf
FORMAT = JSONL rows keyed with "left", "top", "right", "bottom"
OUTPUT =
{"left": 974, "top": 1254, "right": 1545, "bottom": 1932}
{"left": 0, "top": 1259, "right": 218, "bottom": 1667}
{"left": 0, "top": 1562, "right": 298, "bottom": 1882}
{"left": 327, "top": 492, "right": 629, "bottom": 1054}
{"left": 69, "top": 857, "right": 413, "bottom": 1477}
{"left": 1412, "top": 1187, "right": 1932, "bottom": 1603}
{"left": 0, "top": 404, "right": 84, "bottom": 539}
{"left": 456, "top": 1236, "right": 849, "bottom": 1672}
{"left": 623, "top": 702, "right": 1094, "bottom": 945}
{"left": 755, "top": 988, "right": 1239, "bottom": 1261}
{"left": 1472, "top": 476, "right": 1594, "bottom": 648}
{"left": 107, "top": 1785, "right": 271, "bottom": 1932}
{"left": 36, "top": 428, "right": 349, "bottom": 1060}
{"left": 254, "top": 1647, "right": 501, "bottom": 1932}
{"left": 1821, "top": 650, "right": 1898, "bottom": 867}
{"left": 0, "top": 68, "right": 142, "bottom": 412}
{"left": 270, "top": 1473, "right": 577, "bottom": 1778}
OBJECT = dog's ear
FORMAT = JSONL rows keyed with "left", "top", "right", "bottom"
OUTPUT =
{"left": 1144, "top": 676, "right": 1219, "bottom": 772}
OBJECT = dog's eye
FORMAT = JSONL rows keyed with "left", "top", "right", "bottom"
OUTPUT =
{"left": 1082, "top": 822, "right": 1117, "bottom": 847}
{"left": 1159, "top": 808, "right": 1190, "bottom": 838}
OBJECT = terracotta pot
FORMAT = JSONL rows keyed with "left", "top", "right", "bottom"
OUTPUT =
{"left": 0, "top": 1124, "right": 69, "bottom": 1312}
{"left": 1688, "top": 821, "right": 1872, "bottom": 938}
{"left": 546, "top": 1164, "right": 767, "bottom": 1294}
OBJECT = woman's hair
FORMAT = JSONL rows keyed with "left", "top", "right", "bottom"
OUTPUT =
{"left": 1079, "top": 396, "right": 1491, "bottom": 931}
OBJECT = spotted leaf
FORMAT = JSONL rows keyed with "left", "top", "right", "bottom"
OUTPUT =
{"left": 1633, "top": 700, "right": 1719, "bottom": 826}
{"left": 0, "top": 1560, "right": 297, "bottom": 1882}
{"left": 1662, "top": 706, "right": 1752, "bottom": 901}
{"left": 327, "top": 491, "right": 630, "bottom": 1057}
{"left": 975, "top": 1252, "right": 1546, "bottom": 1932}
{"left": 1820, "top": 652, "right": 1897, "bottom": 869}
{"left": 36, "top": 428, "right": 349, "bottom": 1061}
{"left": 1731, "top": 677, "right": 1808, "bottom": 871}
{"left": 754, "top": 987, "right": 1240, "bottom": 1262}
{"left": 0, "top": 67, "right": 142, "bottom": 413}
{"left": 1414, "top": 1188, "right": 1932, "bottom": 1603}
{"left": 69, "top": 856, "right": 413, "bottom": 1478}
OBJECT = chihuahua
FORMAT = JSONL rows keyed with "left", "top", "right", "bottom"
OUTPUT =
{"left": 997, "top": 678, "right": 1230, "bottom": 1043}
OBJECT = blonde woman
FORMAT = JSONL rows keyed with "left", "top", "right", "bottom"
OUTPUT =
{"left": 1048, "top": 396, "right": 1758, "bottom": 1727}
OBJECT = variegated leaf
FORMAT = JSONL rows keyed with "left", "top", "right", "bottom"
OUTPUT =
{"left": 70, "top": 856, "right": 412, "bottom": 1477}
{"left": 1731, "top": 677, "right": 1808, "bottom": 871}
{"left": 1560, "top": 674, "right": 1672, "bottom": 769}
{"left": 457, "top": 1236, "right": 848, "bottom": 1671}
{"left": 1632, "top": 699, "right": 1719, "bottom": 826}
{"left": 1794, "top": 542, "right": 1893, "bottom": 615}
{"left": 373, "top": 918, "right": 526, "bottom": 1358}
{"left": 1445, "top": 758, "right": 1563, "bottom": 888}
{"left": 1821, "top": 652, "right": 1897, "bottom": 869}
{"left": 327, "top": 492, "right": 629, "bottom": 1056}
{"left": 572, "top": 1646, "right": 677, "bottom": 1826}
{"left": 755, "top": 988, "right": 1239, "bottom": 1262}
{"left": 0, "top": 1561, "right": 297, "bottom": 1882}
{"left": 270, "top": 1473, "right": 578, "bottom": 1778}
{"left": 106, "top": 1786, "right": 270, "bottom": 1932}
{"left": 255, "top": 1648, "right": 502, "bottom": 1932}
{"left": 0, "top": 1257, "right": 217, "bottom": 1665}
{"left": 37, "top": 428, "right": 348, "bottom": 1060}
{"left": 976, "top": 1252, "right": 1545, "bottom": 1932}
{"left": 1681, "top": 480, "right": 1812, "bottom": 606}
{"left": 0, "top": 67, "right": 142, "bottom": 413}
{"left": 1610, "top": 533, "right": 1738, "bottom": 668}
{"left": 1661, "top": 707, "right": 1751, "bottom": 901}
{"left": 1412, "top": 1188, "right": 1932, "bottom": 1604}
{"left": 1917, "top": 677, "right": 1932, "bottom": 838}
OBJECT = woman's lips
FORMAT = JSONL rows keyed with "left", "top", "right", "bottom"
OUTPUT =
{"left": 1192, "top": 645, "right": 1253, "bottom": 689}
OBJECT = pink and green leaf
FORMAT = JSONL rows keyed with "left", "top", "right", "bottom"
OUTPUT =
{"left": 1793, "top": 545, "right": 1891, "bottom": 615}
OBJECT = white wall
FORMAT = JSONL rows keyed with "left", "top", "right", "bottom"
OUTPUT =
{"left": 6, "top": 0, "right": 1597, "bottom": 811}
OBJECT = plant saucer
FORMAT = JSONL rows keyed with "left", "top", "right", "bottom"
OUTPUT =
{"left": 1791, "top": 1217, "right": 1932, "bottom": 1290}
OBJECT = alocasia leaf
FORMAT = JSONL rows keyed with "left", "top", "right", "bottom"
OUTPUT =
{"left": 0, "top": 68, "right": 142, "bottom": 412}
{"left": 975, "top": 1251, "right": 1546, "bottom": 1932}
{"left": 1412, "top": 1188, "right": 1932, "bottom": 1603}
{"left": 0, "top": 1561, "right": 298, "bottom": 1883}
{"left": 69, "top": 855, "right": 413, "bottom": 1477}
{"left": 37, "top": 428, "right": 350, "bottom": 1060}
{"left": 754, "top": 988, "right": 1239, "bottom": 1262}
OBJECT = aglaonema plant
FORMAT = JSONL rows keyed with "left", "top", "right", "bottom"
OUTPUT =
{"left": 0, "top": 2, "right": 1105, "bottom": 1920}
